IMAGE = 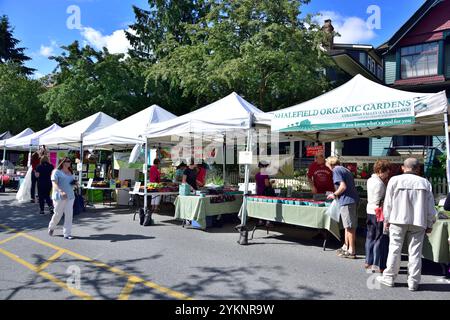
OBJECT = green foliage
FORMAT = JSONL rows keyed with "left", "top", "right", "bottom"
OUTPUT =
{"left": 0, "top": 15, "right": 34, "bottom": 75}
{"left": 39, "top": 42, "right": 153, "bottom": 124}
{"left": 428, "top": 153, "right": 446, "bottom": 178}
{"left": 206, "top": 175, "right": 224, "bottom": 186}
{"left": 133, "top": 0, "right": 334, "bottom": 112}
{"left": 0, "top": 63, "right": 48, "bottom": 133}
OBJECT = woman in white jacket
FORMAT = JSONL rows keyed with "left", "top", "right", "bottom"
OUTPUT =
{"left": 365, "top": 160, "right": 390, "bottom": 272}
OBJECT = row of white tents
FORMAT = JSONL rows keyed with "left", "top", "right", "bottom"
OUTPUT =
{"left": 1, "top": 74, "right": 449, "bottom": 220}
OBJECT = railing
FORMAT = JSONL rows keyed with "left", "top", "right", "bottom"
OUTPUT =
{"left": 227, "top": 172, "right": 448, "bottom": 196}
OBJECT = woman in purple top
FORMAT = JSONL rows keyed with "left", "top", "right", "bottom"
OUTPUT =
{"left": 255, "top": 161, "right": 273, "bottom": 195}
{"left": 255, "top": 161, "right": 274, "bottom": 227}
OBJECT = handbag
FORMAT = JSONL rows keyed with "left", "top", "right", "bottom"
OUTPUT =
{"left": 375, "top": 207, "right": 384, "bottom": 222}
{"left": 133, "top": 208, "right": 146, "bottom": 225}
{"left": 143, "top": 210, "right": 153, "bottom": 226}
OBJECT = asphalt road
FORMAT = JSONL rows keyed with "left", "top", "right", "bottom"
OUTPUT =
{"left": 0, "top": 192, "right": 449, "bottom": 300}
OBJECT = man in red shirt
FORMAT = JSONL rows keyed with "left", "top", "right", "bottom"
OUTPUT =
{"left": 149, "top": 158, "right": 161, "bottom": 183}
{"left": 307, "top": 153, "right": 334, "bottom": 194}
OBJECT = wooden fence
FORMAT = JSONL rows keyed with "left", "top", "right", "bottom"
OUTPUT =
{"left": 226, "top": 173, "right": 448, "bottom": 196}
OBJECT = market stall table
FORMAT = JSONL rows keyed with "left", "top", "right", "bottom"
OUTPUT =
{"left": 174, "top": 194, "right": 244, "bottom": 230}
{"left": 83, "top": 186, "right": 129, "bottom": 207}
{"left": 245, "top": 200, "right": 339, "bottom": 250}
{"left": 129, "top": 190, "right": 179, "bottom": 208}
{"left": 421, "top": 219, "right": 449, "bottom": 271}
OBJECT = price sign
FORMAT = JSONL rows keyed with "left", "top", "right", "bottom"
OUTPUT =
{"left": 87, "top": 178, "right": 93, "bottom": 188}
{"left": 239, "top": 151, "right": 253, "bottom": 165}
{"left": 133, "top": 182, "right": 141, "bottom": 193}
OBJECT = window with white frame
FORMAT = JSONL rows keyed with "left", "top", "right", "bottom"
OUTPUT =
{"left": 400, "top": 42, "right": 439, "bottom": 78}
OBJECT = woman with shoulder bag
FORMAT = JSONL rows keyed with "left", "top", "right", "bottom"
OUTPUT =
{"left": 48, "top": 157, "right": 77, "bottom": 240}
{"left": 365, "top": 160, "right": 391, "bottom": 273}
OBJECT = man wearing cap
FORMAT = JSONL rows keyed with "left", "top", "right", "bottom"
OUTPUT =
{"left": 377, "top": 158, "right": 436, "bottom": 291}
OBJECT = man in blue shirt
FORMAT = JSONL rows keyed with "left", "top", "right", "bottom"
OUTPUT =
{"left": 326, "top": 156, "right": 360, "bottom": 258}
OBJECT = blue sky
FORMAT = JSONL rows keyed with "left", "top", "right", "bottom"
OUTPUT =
{"left": 0, "top": 0, "right": 425, "bottom": 77}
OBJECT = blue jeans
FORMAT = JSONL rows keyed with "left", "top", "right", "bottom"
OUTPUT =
{"left": 365, "top": 214, "right": 389, "bottom": 269}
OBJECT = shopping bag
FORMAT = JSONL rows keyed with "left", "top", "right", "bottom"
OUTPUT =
{"left": 16, "top": 167, "right": 32, "bottom": 203}
{"left": 73, "top": 193, "right": 86, "bottom": 215}
{"left": 326, "top": 199, "right": 341, "bottom": 222}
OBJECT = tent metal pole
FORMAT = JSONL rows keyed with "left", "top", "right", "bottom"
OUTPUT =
{"left": 241, "top": 126, "right": 253, "bottom": 227}
{"left": 223, "top": 134, "right": 226, "bottom": 185}
{"left": 1, "top": 145, "right": 5, "bottom": 187}
{"left": 143, "top": 140, "right": 148, "bottom": 212}
{"left": 444, "top": 113, "right": 450, "bottom": 191}
{"left": 27, "top": 146, "right": 32, "bottom": 168}
{"left": 79, "top": 139, "right": 83, "bottom": 195}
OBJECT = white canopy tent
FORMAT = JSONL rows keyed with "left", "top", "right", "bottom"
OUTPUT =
{"left": 83, "top": 105, "right": 176, "bottom": 150}
{"left": 144, "top": 92, "right": 271, "bottom": 216}
{"left": 39, "top": 112, "right": 118, "bottom": 183}
{"left": 0, "top": 131, "right": 12, "bottom": 141}
{"left": 239, "top": 74, "right": 450, "bottom": 232}
{"left": 271, "top": 74, "right": 449, "bottom": 180}
{"left": 1, "top": 128, "right": 34, "bottom": 183}
{"left": 83, "top": 105, "right": 176, "bottom": 207}
{"left": 5, "top": 123, "right": 61, "bottom": 150}
{"left": 145, "top": 92, "right": 270, "bottom": 142}
{"left": 40, "top": 112, "right": 118, "bottom": 148}
{"left": 4, "top": 123, "right": 62, "bottom": 167}
{"left": 271, "top": 74, "right": 449, "bottom": 141}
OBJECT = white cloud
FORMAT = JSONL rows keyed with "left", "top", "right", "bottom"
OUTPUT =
{"left": 317, "top": 11, "right": 376, "bottom": 44}
{"left": 39, "top": 40, "right": 58, "bottom": 57}
{"left": 31, "top": 72, "right": 45, "bottom": 79}
{"left": 81, "top": 27, "right": 133, "bottom": 54}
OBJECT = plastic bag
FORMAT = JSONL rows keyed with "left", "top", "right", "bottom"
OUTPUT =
{"left": 326, "top": 199, "right": 341, "bottom": 222}
{"left": 129, "top": 143, "right": 143, "bottom": 164}
{"left": 16, "top": 167, "right": 32, "bottom": 203}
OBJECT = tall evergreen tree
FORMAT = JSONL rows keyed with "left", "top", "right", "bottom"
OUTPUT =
{"left": 125, "top": 0, "right": 211, "bottom": 61}
{"left": 0, "top": 15, "right": 34, "bottom": 75}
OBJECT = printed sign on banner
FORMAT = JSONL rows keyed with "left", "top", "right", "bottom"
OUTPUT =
{"left": 306, "top": 146, "right": 324, "bottom": 157}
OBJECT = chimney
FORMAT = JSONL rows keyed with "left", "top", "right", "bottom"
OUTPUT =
{"left": 322, "top": 19, "right": 334, "bottom": 51}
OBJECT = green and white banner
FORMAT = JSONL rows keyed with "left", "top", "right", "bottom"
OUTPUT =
{"left": 273, "top": 99, "right": 415, "bottom": 132}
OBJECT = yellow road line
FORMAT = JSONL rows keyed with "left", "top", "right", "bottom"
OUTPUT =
{"left": 0, "top": 232, "right": 22, "bottom": 245}
{"left": 36, "top": 249, "right": 65, "bottom": 272}
{"left": 117, "top": 277, "right": 137, "bottom": 300}
{"left": 0, "top": 247, "right": 93, "bottom": 300}
{"left": 0, "top": 223, "right": 193, "bottom": 300}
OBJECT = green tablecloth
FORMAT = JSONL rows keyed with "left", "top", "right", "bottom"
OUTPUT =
{"left": 422, "top": 220, "right": 450, "bottom": 264}
{"left": 246, "top": 201, "right": 341, "bottom": 241}
{"left": 174, "top": 195, "right": 243, "bottom": 229}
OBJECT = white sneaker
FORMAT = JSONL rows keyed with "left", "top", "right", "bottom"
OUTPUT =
{"left": 408, "top": 283, "right": 419, "bottom": 291}
{"left": 376, "top": 276, "right": 394, "bottom": 287}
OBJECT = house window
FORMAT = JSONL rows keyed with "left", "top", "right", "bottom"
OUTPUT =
{"left": 400, "top": 42, "right": 438, "bottom": 78}
{"left": 392, "top": 135, "right": 432, "bottom": 147}
{"left": 368, "top": 55, "right": 376, "bottom": 74}
{"left": 359, "top": 52, "right": 366, "bottom": 66}
{"left": 377, "top": 65, "right": 383, "bottom": 80}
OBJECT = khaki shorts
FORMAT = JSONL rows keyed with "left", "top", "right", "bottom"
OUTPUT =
{"left": 340, "top": 203, "right": 357, "bottom": 229}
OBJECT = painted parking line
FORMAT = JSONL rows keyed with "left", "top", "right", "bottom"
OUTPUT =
{"left": 118, "top": 278, "right": 138, "bottom": 300}
{"left": 0, "top": 223, "right": 193, "bottom": 300}
{"left": 0, "top": 246, "right": 93, "bottom": 300}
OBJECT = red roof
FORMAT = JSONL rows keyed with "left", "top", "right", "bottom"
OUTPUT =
{"left": 394, "top": 75, "right": 445, "bottom": 86}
